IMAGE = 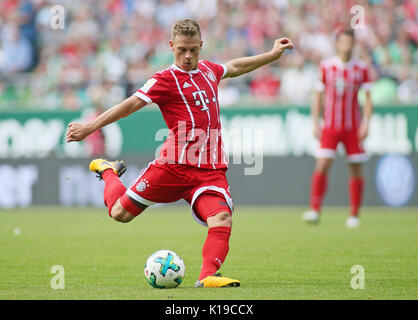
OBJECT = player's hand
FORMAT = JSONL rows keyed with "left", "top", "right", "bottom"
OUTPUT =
{"left": 313, "top": 123, "right": 322, "bottom": 139}
{"left": 66, "top": 122, "right": 92, "bottom": 142}
{"left": 270, "top": 38, "right": 293, "bottom": 59}
{"left": 358, "top": 123, "right": 369, "bottom": 141}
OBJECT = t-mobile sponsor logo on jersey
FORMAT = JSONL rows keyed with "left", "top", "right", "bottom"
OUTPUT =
{"left": 192, "top": 90, "right": 215, "bottom": 111}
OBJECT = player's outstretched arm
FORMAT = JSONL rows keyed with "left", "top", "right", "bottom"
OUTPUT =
{"left": 311, "top": 90, "right": 324, "bottom": 139}
{"left": 223, "top": 38, "right": 293, "bottom": 79}
{"left": 66, "top": 95, "right": 147, "bottom": 143}
{"left": 358, "top": 91, "right": 373, "bottom": 140}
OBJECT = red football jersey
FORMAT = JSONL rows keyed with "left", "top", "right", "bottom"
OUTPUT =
{"left": 315, "top": 56, "right": 372, "bottom": 131}
{"left": 134, "top": 60, "right": 228, "bottom": 169}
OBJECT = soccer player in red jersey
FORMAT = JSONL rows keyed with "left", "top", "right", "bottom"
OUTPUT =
{"left": 66, "top": 19, "right": 293, "bottom": 287}
{"left": 302, "top": 30, "right": 374, "bottom": 228}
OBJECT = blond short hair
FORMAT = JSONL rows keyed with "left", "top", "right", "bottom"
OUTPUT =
{"left": 171, "top": 19, "right": 201, "bottom": 40}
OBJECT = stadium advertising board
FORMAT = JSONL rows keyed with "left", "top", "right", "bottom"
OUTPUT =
{"left": 1, "top": 155, "right": 417, "bottom": 208}
{"left": 0, "top": 107, "right": 417, "bottom": 158}
{"left": 0, "top": 107, "right": 417, "bottom": 208}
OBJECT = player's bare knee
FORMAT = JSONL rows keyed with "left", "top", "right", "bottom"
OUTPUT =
{"left": 349, "top": 163, "right": 363, "bottom": 177}
{"left": 315, "top": 158, "right": 333, "bottom": 174}
{"left": 315, "top": 164, "right": 329, "bottom": 174}
{"left": 112, "top": 214, "right": 129, "bottom": 223}
{"left": 110, "top": 209, "right": 125, "bottom": 222}
{"left": 209, "top": 211, "right": 232, "bottom": 228}
{"left": 111, "top": 203, "right": 134, "bottom": 223}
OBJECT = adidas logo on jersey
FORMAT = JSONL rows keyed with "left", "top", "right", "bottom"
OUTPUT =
{"left": 183, "top": 81, "right": 192, "bottom": 89}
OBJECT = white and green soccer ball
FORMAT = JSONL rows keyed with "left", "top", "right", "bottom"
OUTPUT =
{"left": 144, "top": 249, "right": 185, "bottom": 289}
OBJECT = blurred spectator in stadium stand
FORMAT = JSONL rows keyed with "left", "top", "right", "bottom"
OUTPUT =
{"left": 279, "top": 51, "right": 318, "bottom": 105}
{"left": 218, "top": 78, "right": 240, "bottom": 108}
{"left": 381, "top": 27, "right": 414, "bottom": 81}
{"left": 17, "top": 0, "right": 37, "bottom": 47}
{"left": 186, "top": 0, "right": 217, "bottom": 20}
{"left": 0, "top": 0, "right": 40, "bottom": 72}
{"left": 1, "top": 0, "right": 417, "bottom": 110}
{"left": 364, "top": 77, "right": 398, "bottom": 106}
{"left": 0, "top": 22, "right": 34, "bottom": 74}
{"left": 156, "top": 0, "right": 190, "bottom": 28}
{"left": 249, "top": 66, "right": 280, "bottom": 105}
{"left": 397, "top": 64, "right": 418, "bottom": 104}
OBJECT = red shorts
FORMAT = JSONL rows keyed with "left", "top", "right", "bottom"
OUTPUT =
{"left": 315, "top": 128, "right": 368, "bottom": 163}
{"left": 120, "top": 160, "right": 233, "bottom": 226}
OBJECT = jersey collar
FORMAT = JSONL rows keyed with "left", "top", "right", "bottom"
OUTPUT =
{"left": 170, "top": 63, "right": 200, "bottom": 74}
{"left": 333, "top": 55, "right": 355, "bottom": 68}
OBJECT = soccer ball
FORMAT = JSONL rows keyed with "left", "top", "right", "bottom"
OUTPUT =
{"left": 144, "top": 249, "right": 185, "bottom": 289}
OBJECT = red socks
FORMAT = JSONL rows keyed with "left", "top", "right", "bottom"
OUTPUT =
{"left": 102, "top": 170, "right": 126, "bottom": 217}
{"left": 310, "top": 171, "right": 328, "bottom": 212}
{"left": 199, "top": 226, "right": 231, "bottom": 280}
{"left": 349, "top": 177, "right": 364, "bottom": 217}
{"left": 310, "top": 171, "right": 364, "bottom": 216}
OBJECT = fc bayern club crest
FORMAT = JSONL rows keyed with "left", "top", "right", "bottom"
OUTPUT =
{"left": 136, "top": 179, "right": 150, "bottom": 192}
{"left": 204, "top": 70, "right": 216, "bottom": 82}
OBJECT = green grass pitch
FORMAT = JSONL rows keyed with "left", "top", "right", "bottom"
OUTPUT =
{"left": 0, "top": 206, "right": 417, "bottom": 300}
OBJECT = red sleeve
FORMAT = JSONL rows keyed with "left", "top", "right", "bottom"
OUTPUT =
{"left": 363, "top": 66, "right": 371, "bottom": 83}
{"left": 320, "top": 64, "right": 326, "bottom": 84}
{"left": 361, "top": 65, "right": 373, "bottom": 91}
{"left": 314, "top": 63, "right": 326, "bottom": 91}
{"left": 200, "top": 60, "right": 227, "bottom": 84}
{"left": 135, "top": 72, "right": 170, "bottom": 106}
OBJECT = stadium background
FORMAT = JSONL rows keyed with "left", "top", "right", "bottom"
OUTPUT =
{"left": 0, "top": 0, "right": 417, "bottom": 301}
{"left": 0, "top": 0, "right": 416, "bottom": 208}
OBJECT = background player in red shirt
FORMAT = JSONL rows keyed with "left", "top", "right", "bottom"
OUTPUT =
{"left": 302, "top": 30, "right": 374, "bottom": 228}
{"left": 66, "top": 19, "right": 293, "bottom": 287}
